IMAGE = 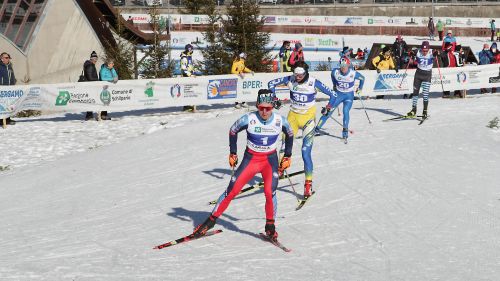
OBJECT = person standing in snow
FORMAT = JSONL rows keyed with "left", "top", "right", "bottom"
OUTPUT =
{"left": 193, "top": 89, "right": 294, "bottom": 242}
{"left": 0, "top": 52, "right": 17, "bottom": 125}
{"left": 407, "top": 41, "right": 433, "bottom": 118}
{"left": 315, "top": 57, "right": 365, "bottom": 141}
{"left": 232, "top": 52, "right": 254, "bottom": 109}
{"left": 279, "top": 41, "right": 292, "bottom": 72}
{"left": 268, "top": 61, "right": 336, "bottom": 199}
{"left": 428, "top": 17, "right": 435, "bottom": 41}
{"left": 436, "top": 19, "right": 445, "bottom": 41}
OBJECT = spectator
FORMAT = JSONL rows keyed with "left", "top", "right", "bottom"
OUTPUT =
{"left": 289, "top": 42, "right": 304, "bottom": 70}
{"left": 497, "top": 29, "right": 500, "bottom": 42}
{"left": 428, "top": 17, "right": 435, "bottom": 41}
{"left": 355, "top": 48, "right": 364, "bottom": 60}
{"left": 479, "top": 43, "right": 494, "bottom": 94}
{"left": 392, "top": 35, "right": 408, "bottom": 71}
{"left": 231, "top": 52, "right": 254, "bottom": 108}
{"left": 438, "top": 42, "right": 458, "bottom": 98}
{"left": 372, "top": 46, "right": 396, "bottom": 99}
{"left": 490, "top": 43, "right": 499, "bottom": 93}
{"left": 98, "top": 59, "right": 118, "bottom": 120}
{"left": 0, "top": 52, "right": 17, "bottom": 125}
{"left": 442, "top": 30, "right": 457, "bottom": 52}
{"left": 82, "top": 51, "right": 100, "bottom": 121}
{"left": 279, "top": 41, "right": 292, "bottom": 72}
{"left": 490, "top": 19, "right": 496, "bottom": 42}
{"left": 180, "top": 44, "right": 200, "bottom": 112}
{"left": 436, "top": 19, "right": 445, "bottom": 41}
{"left": 372, "top": 46, "right": 396, "bottom": 73}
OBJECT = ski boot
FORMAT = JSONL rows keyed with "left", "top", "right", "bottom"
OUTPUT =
{"left": 422, "top": 109, "right": 428, "bottom": 119}
{"left": 406, "top": 106, "right": 417, "bottom": 118}
{"left": 265, "top": 219, "right": 278, "bottom": 242}
{"left": 342, "top": 128, "right": 349, "bottom": 139}
{"left": 304, "top": 180, "right": 313, "bottom": 199}
{"left": 193, "top": 215, "right": 217, "bottom": 238}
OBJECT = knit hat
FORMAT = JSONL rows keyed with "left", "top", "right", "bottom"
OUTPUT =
{"left": 421, "top": 41, "right": 430, "bottom": 51}
{"left": 90, "top": 51, "right": 98, "bottom": 59}
{"left": 295, "top": 42, "right": 303, "bottom": 50}
{"left": 484, "top": 43, "right": 490, "bottom": 49}
{"left": 492, "top": 42, "right": 498, "bottom": 49}
{"left": 382, "top": 46, "right": 390, "bottom": 53}
{"left": 447, "top": 30, "right": 452, "bottom": 34}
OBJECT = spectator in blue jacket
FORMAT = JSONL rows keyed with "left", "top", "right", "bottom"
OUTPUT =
{"left": 0, "top": 52, "right": 17, "bottom": 125}
{"left": 479, "top": 43, "right": 494, "bottom": 94}
{"left": 98, "top": 59, "right": 118, "bottom": 120}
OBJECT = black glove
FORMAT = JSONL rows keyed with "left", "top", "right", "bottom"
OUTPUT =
{"left": 274, "top": 99, "right": 282, "bottom": 110}
{"left": 376, "top": 69, "right": 381, "bottom": 74}
{"left": 321, "top": 105, "right": 332, "bottom": 116}
{"left": 395, "top": 68, "right": 399, "bottom": 73}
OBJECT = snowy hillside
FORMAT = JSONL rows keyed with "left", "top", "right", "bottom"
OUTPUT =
{"left": 1, "top": 94, "right": 500, "bottom": 280}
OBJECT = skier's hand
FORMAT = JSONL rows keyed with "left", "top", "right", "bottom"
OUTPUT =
{"left": 228, "top": 153, "right": 238, "bottom": 168}
{"left": 279, "top": 157, "right": 291, "bottom": 173}
{"left": 321, "top": 104, "right": 332, "bottom": 116}
{"left": 376, "top": 68, "right": 381, "bottom": 74}
{"left": 273, "top": 98, "right": 282, "bottom": 110}
{"left": 356, "top": 89, "right": 362, "bottom": 96}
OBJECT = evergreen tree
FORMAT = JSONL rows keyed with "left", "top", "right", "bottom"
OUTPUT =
{"left": 140, "top": 5, "right": 173, "bottom": 79}
{"left": 201, "top": 1, "right": 231, "bottom": 75}
{"left": 202, "top": 0, "right": 272, "bottom": 74}
{"left": 223, "top": 0, "right": 272, "bottom": 73}
{"left": 181, "top": 0, "right": 213, "bottom": 15}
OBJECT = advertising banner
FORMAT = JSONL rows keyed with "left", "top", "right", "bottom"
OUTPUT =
{"left": 122, "top": 14, "right": 499, "bottom": 29}
{"left": 2, "top": 65, "right": 499, "bottom": 118}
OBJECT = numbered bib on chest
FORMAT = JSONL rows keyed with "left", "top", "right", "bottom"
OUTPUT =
{"left": 416, "top": 51, "right": 433, "bottom": 71}
{"left": 334, "top": 69, "right": 356, "bottom": 93}
{"left": 246, "top": 113, "right": 282, "bottom": 153}
{"left": 288, "top": 78, "right": 317, "bottom": 111}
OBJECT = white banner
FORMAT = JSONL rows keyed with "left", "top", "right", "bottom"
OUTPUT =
{"left": 2, "top": 65, "right": 499, "bottom": 118}
{"left": 123, "top": 14, "right": 498, "bottom": 29}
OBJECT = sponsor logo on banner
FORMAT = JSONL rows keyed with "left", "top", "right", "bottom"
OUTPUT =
{"left": 488, "top": 67, "right": 500, "bottom": 83}
{"left": 277, "top": 17, "right": 288, "bottom": 23}
{"left": 55, "top": 89, "right": 95, "bottom": 106}
{"left": 207, "top": 79, "right": 237, "bottom": 99}
{"left": 242, "top": 80, "right": 263, "bottom": 96}
{"left": 373, "top": 73, "right": 409, "bottom": 92}
{"left": 100, "top": 85, "right": 112, "bottom": 106}
{"left": 183, "top": 84, "right": 203, "bottom": 98}
{"left": 431, "top": 75, "right": 451, "bottom": 85}
{"left": 344, "top": 17, "right": 362, "bottom": 25}
{"left": 0, "top": 89, "right": 24, "bottom": 114}
{"left": 170, "top": 84, "right": 182, "bottom": 98}
{"left": 22, "top": 87, "right": 43, "bottom": 109}
{"left": 145, "top": 81, "right": 155, "bottom": 97}
{"left": 457, "top": 71, "right": 467, "bottom": 83}
{"left": 264, "top": 16, "right": 276, "bottom": 24}
{"left": 466, "top": 70, "right": 481, "bottom": 84}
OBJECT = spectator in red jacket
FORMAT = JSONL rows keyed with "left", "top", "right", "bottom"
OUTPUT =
{"left": 289, "top": 42, "right": 304, "bottom": 70}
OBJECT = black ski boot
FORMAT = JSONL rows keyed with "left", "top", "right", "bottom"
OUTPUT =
{"left": 406, "top": 106, "right": 417, "bottom": 117}
{"left": 265, "top": 219, "right": 278, "bottom": 241}
{"left": 423, "top": 101, "right": 428, "bottom": 118}
{"left": 193, "top": 215, "right": 217, "bottom": 238}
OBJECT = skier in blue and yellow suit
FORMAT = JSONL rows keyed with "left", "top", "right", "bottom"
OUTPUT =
{"left": 268, "top": 61, "right": 336, "bottom": 198}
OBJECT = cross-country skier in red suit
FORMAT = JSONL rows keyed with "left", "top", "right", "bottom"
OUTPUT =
{"left": 193, "top": 89, "right": 294, "bottom": 241}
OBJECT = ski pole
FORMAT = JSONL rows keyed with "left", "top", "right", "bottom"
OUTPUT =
{"left": 356, "top": 91, "right": 372, "bottom": 124}
{"left": 283, "top": 169, "right": 301, "bottom": 203}
{"left": 434, "top": 54, "right": 445, "bottom": 93}
{"left": 397, "top": 60, "right": 411, "bottom": 89}
{"left": 328, "top": 115, "right": 354, "bottom": 134}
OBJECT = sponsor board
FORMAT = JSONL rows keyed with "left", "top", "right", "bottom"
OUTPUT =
{"left": 373, "top": 73, "right": 410, "bottom": 92}
{"left": 207, "top": 78, "right": 238, "bottom": 99}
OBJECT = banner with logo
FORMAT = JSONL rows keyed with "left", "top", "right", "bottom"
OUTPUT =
{"left": 1, "top": 65, "right": 499, "bottom": 118}
{"left": 122, "top": 14, "right": 498, "bottom": 29}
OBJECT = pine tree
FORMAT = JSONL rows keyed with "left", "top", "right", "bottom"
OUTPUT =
{"left": 223, "top": 0, "right": 272, "bottom": 73}
{"left": 201, "top": 1, "right": 231, "bottom": 75}
{"left": 181, "top": 0, "right": 213, "bottom": 15}
{"left": 140, "top": 5, "right": 173, "bottom": 79}
{"left": 202, "top": 0, "right": 272, "bottom": 74}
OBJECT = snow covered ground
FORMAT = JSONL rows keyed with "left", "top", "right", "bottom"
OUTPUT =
{"left": 1, "top": 92, "right": 500, "bottom": 280}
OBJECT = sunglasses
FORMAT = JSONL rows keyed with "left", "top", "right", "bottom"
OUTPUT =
{"left": 2, "top": 56, "right": 10, "bottom": 59}
{"left": 258, "top": 106, "right": 273, "bottom": 112}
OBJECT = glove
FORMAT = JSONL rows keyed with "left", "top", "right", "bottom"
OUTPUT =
{"left": 274, "top": 99, "right": 282, "bottom": 110}
{"left": 279, "top": 157, "right": 291, "bottom": 174}
{"left": 321, "top": 104, "right": 332, "bottom": 116}
{"left": 395, "top": 68, "right": 399, "bottom": 73}
{"left": 228, "top": 153, "right": 238, "bottom": 167}
{"left": 376, "top": 69, "right": 381, "bottom": 74}
{"left": 356, "top": 89, "right": 362, "bottom": 96}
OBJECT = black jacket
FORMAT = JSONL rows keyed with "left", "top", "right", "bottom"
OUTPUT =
{"left": 83, "top": 60, "right": 99, "bottom": 81}
{"left": 0, "top": 62, "right": 16, "bottom": 85}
